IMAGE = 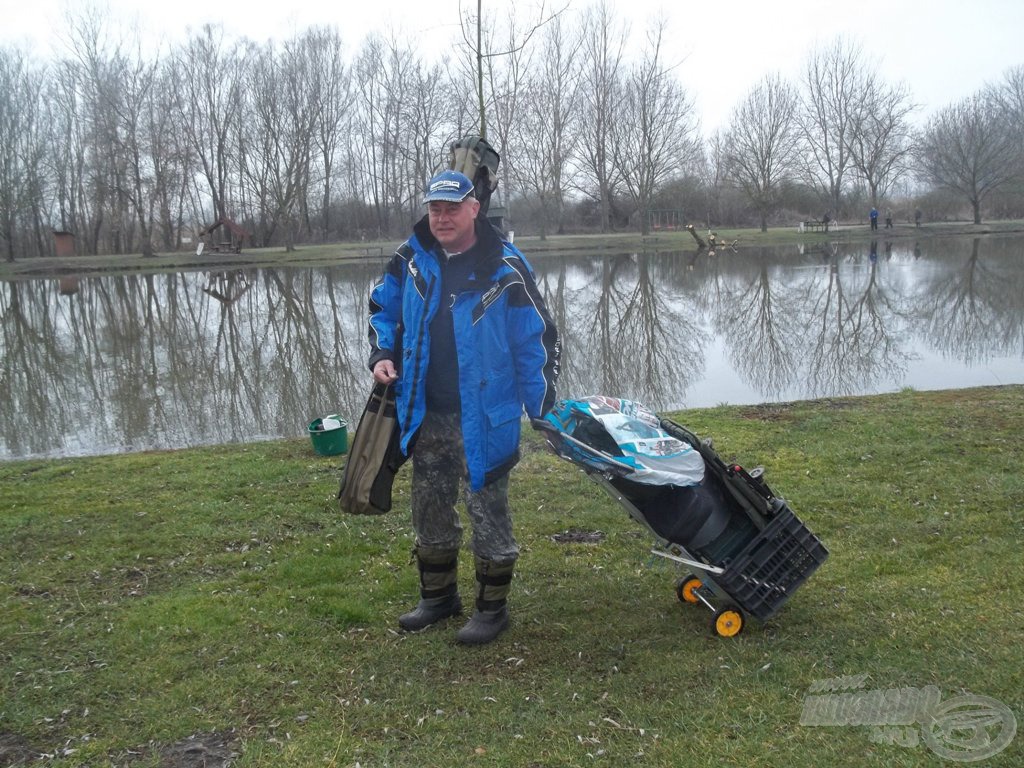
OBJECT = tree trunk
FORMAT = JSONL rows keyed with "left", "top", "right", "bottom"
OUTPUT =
{"left": 2, "top": 224, "right": 14, "bottom": 262}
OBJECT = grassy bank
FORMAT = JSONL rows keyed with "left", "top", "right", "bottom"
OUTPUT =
{"left": 2, "top": 386, "right": 1022, "bottom": 766}
{"left": 3, "top": 219, "right": 1024, "bottom": 280}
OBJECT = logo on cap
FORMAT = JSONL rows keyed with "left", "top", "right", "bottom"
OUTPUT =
{"left": 431, "top": 180, "right": 462, "bottom": 192}
{"left": 423, "top": 170, "right": 474, "bottom": 203}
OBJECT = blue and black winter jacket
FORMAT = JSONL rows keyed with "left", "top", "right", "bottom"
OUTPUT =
{"left": 368, "top": 217, "right": 560, "bottom": 490}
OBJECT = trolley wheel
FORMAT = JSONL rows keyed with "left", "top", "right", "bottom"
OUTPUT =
{"left": 676, "top": 574, "right": 703, "bottom": 604}
{"left": 712, "top": 607, "right": 745, "bottom": 638}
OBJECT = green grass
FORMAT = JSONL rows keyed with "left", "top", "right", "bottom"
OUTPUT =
{"left": 2, "top": 387, "right": 1022, "bottom": 766}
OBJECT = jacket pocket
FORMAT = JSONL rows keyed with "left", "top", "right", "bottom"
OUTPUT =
{"left": 484, "top": 402, "right": 522, "bottom": 468}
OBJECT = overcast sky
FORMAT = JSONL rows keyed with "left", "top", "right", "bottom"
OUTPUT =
{"left": 3, "top": 0, "right": 1022, "bottom": 132}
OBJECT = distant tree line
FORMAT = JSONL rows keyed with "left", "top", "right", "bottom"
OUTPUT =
{"left": 1, "top": 1, "right": 1023, "bottom": 260}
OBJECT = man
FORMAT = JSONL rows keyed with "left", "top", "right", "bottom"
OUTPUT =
{"left": 869, "top": 207, "right": 879, "bottom": 231}
{"left": 368, "top": 169, "right": 560, "bottom": 645}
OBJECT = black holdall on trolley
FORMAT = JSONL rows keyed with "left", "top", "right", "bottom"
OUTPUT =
{"left": 337, "top": 383, "right": 408, "bottom": 515}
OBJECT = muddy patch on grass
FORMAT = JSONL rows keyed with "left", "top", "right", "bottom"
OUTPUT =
{"left": 108, "top": 731, "right": 240, "bottom": 768}
{"left": 156, "top": 731, "right": 238, "bottom": 768}
{"left": 550, "top": 529, "right": 605, "bottom": 544}
{"left": 741, "top": 397, "right": 863, "bottom": 421}
{"left": 0, "top": 733, "right": 41, "bottom": 766}
{"left": 738, "top": 403, "right": 797, "bottom": 421}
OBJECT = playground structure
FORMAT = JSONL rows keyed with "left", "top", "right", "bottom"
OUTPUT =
{"left": 648, "top": 209, "right": 683, "bottom": 231}
{"left": 196, "top": 216, "right": 250, "bottom": 255}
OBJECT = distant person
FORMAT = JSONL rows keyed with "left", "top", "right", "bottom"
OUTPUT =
{"left": 885, "top": 209, "right": 893, "bottom": 229}
{"left": 915, "top": 208, "right": 922, "bottom": 228}
{"left": 870, "top": 207, "right": 879, "bottom": 231}
{"left": 822, "top": 212, "right": 831, "bottom": 232}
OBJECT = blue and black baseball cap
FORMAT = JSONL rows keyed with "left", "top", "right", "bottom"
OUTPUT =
{"left": 423, "top": 170, "right": 475, "bottom": 204}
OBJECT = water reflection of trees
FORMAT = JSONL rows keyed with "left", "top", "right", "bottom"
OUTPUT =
{"left": 802, "top": 251, "right": 909, "bottom": 397}
{"left": 911, "top": 238, "right": 1024, "bottom": 364}
{"left": 552, "top": 253, "right": 706, "bottom": 410}
{"left": 1, "top": 265, "right": 378, "bottom": 459}
{"left": 710, "top": 255, "right": 803, "bottom": 400}
{"left": 3, "top": 238, "right": 1023, "bottom": 460}
{"left": 1, "top": 281, "right": 69, "bottom": 457}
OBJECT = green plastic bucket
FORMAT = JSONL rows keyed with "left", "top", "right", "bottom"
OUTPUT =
{"left": 308, "top": 414, "right": 348, "bottom": 456}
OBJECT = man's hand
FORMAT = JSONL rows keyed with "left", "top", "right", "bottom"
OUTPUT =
{"left": 373, "top": 359, "right": 399, "bottom": 384}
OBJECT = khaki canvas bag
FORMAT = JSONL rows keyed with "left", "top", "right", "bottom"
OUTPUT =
{"left": 449, "top": 135, "right": 500, "bottom": 214}
{"left": 337, "top": 383, "right": 407, "bottom": 515}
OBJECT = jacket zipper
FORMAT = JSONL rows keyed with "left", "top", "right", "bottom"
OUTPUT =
{"left": 403, "top": 272, "right": 436, "bottom": 428}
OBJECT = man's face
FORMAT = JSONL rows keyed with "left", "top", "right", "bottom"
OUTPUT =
{"left": 428, "top": 198, "right": 480, "bottom": 252}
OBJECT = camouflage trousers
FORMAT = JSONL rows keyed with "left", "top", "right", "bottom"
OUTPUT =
{"left": 411, "top": 411, "right": 518, "bottom": 562}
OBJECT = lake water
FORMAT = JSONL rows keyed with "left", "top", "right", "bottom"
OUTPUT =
{"left": 2, "top": 234, "right": 1022, "bottom": 461}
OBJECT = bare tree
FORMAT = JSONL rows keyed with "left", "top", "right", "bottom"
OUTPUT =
{"left": 575, "top": 0, "right": 629, "bottom": 232}
{"left": 455, "top": 0, "right": 565, "bottom": 139}
{"left": 48, "top": 59, "right": 91, "bottom": 248}
{"left": 173, "top": 25, "right": 244, "bottom": 223}
{"left": 0, "top": 48, "right": 48, "bottom": 261}
{"left": 916, "top": 91, "right": 1018, "bottom": 224}
{"left": 352, "top": 34, "right": 415, "bottom": 238}
{"left": 508, "top": 13, "right": 583, "bottom": 238}
{"left": 148, "top": 60, "right": 195, "bottom": 250}
{"left": 846, "top": 75, "right": 916, "bottom": 208}
{"left": 448, "top": 0, "right": 567, "bottom": 231}
{"left": 92, "top": 44, "right": 160, "bottom": 257}
{"left": 478, "top": 11, "right": 535, "bottom": 205}
{"left": 302, "top": 27, "right": 351, "bottom": 241}
{"left": 698, "top": 130, "right": 730, "bottom": 228}
{"left": 724, "top": 73, "right": 801, "bottom": 232}
{"left": 1000, "top": 64, "right": 1024, "bottom": 127}
{"left": 614, "top": 17, "right": 699, "bottom": 235}
{"left": 13, "top": 13, "right": 1024, "bottom": 252}
{"left": 55, "top": 8, "right": 126, "bottom": 255}
{"left": 58, "top": 5, "right": 172, "bottom": 256}
{"left": 399, "top": 58, "right": 453, "bottom": 226}
{"left": 240, "top": 38, "right": 320, "bottom": 251}
{"left": 798, "top": 37, "right": 863, "bottom": 219}
{"left": 994, "top": 64, "right": 1024, "bottom": 179}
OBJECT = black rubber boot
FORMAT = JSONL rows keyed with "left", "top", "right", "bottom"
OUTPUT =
{"left": 456, "top": 557, "right": 514, "bottom": 645}
{"left": 398, "top": 546, "right": 462, "bottom": 632}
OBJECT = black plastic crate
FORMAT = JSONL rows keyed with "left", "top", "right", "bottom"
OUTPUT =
{"left": 716, "top": 505, "right": 829, "bottom": 621}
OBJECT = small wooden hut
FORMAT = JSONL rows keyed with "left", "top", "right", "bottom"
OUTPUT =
{"left": 53, "top": 230, "right": 76, "bottom": 258}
